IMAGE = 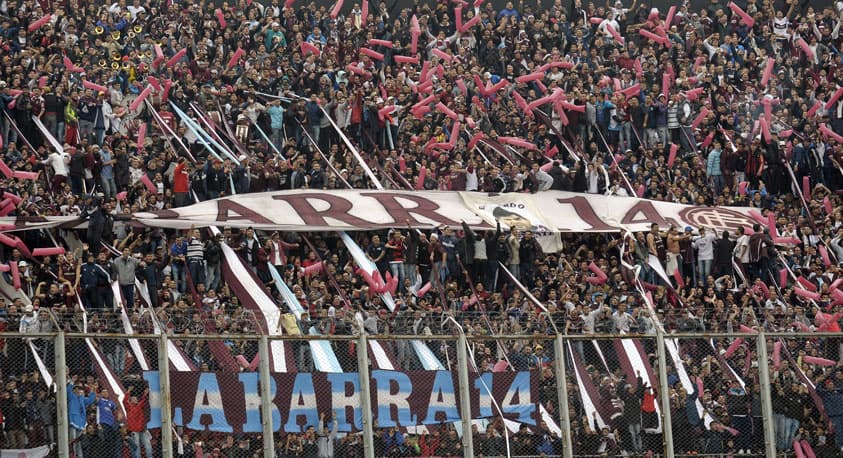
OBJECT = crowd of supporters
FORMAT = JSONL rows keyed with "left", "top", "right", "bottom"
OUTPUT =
{"left": 0, "top": 0, "right": 841, "bottom": 454}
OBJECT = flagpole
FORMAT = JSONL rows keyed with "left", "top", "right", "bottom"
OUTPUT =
{"left": 189, "top": 102, "right": 245, "bottom": 159}
{"left": 297, "top": 121, "right": 357, "bottom": 189}
{"left": 594, "top": 126, "right": 636, "bottom": 196}
{"left": 250, "top": 118, "right": 285, "bottom": 159}
{"left": 287, "top": 92, "right": 384, "bottom": 189}
{"left": 785, "top": 161, "right": 816, "bottom": 227}
{"left": 533, "top": 107, "right": 581, "bottom": 162}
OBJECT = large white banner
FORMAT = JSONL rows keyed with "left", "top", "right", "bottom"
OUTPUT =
{"left": 0, "top": 191, "right": 761, "bottom": 245}
{"left": 131, "top": 190, "right": 760, "bottom": 240}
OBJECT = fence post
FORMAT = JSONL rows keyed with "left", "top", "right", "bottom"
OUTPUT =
{"left": 159, "top": 333, "right": 174, "bottom": 458}
{"left": 55, "top": 331, "right": 69, "bottom": 458}
{"left": 554, "top": 335, "right": 573, "bottom": 458}
{"left": 456, "top": 333, "right": 475, "bottom": 457}
{"left": 756, "top": 333, "right": 777, "bottom": 458}
{"left": 655, "top": 329, "right": 675, "bottom": 458}
{"left": 358, "top": 333, "right": 375, "bottom": 458}
{"left": 259, "top": 335, "right": 275, "bottom": 458}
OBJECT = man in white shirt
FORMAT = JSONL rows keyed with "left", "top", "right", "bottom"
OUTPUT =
{"left": 19, "top": 304, "right": 38, "bottom": 333}
{"left": 693, "top": 226, "right": 717, "bottom": 286}
{"left": 41, "top": 148, "right": 69, "bottom": 192}
{"left": 126, "top": 0, "right": 146, "bottom": 18}
{"left": 598, "top": 11, "right": 621, "bottom": 41}
{"left": 611, "top": 302, "right": 633, "bottom": 334}
{"left": 733, "top": 227, "right": 751, "bottom": 286}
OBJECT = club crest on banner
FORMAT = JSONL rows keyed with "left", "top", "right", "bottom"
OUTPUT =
{"left": 679, "top": 207, "right": 759, "bottom": 233}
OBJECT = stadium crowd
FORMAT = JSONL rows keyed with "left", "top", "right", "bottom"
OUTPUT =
{"left": 0, "top": 0, "right": 840, "bottom": 454}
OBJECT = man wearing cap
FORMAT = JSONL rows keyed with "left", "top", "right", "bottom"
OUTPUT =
{"left": 19, "top": 303, "right": 38, "bottom": 339}
{"left": 267, "top": 99, "right": 285, "bottom": 147}
{"left": 264, "top": 21, "right": 287, "bottom": 49}
{"left": 67, "top": 378, "right": 96, "bottom": 458}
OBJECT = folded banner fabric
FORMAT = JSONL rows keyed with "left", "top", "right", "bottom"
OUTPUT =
{"left": 0, "top": 445, "right": 51, "bottom": 458}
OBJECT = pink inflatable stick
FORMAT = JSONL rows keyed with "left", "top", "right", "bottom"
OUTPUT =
{"left": 728, "top": 2, "right": 755, "bottom": 27}
{"left": 667, "top": 143, "right": 679, "bottom": 167}
{"left": 394, "top": 55, "right": 419, "bottom": 65}
{"left": 360, "top": 47, "right": 384, "bottom": 61}
{"left": 32, "top": 247, "right": 66, "bottom": 257}
{"left": 28, "top": 14, "right": 52, "bottom": 32}
{"left": 166, "top": 48, "right": 188, "bottom": 68}
{"left": 83, "top": 80, "right": 109, "bottom": 94}
{"left": 761, "top": 58, "right": 775, "bottom": 87}
{"left": 330, "top": 0, "right": 344, "bottom": 18}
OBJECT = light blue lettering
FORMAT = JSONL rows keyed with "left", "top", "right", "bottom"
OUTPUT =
{"left": 186, "top": 373, "right": 234, "bottom": 432}
{"left": 327, "top": 372, "right": 362, "bottom": 431}
{"left": 372, "top": 370, "right": 413, "bottom": 427}
{"left": 284, "top": 373, "right": 319, "bottom": 432}
{"left": 424, "top": 371, "right": 459, "bottom": 424}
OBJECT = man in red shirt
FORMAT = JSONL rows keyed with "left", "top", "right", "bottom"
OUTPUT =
{"left": 123, "top": 385, "right": 152, "bottom": 458}
{"left": 173, "top": 157, "right": 190, "bottom": 207}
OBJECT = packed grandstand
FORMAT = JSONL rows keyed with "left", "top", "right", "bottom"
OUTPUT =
{"left": 0, "top": 0, "right": 841, "bottom": 455}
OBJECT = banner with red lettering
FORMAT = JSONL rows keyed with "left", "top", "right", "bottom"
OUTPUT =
{"left": 132, "top": 190, "right": 760, "bottom": 241}
{"left": 0, "top": 191, "right": 761, "bottom": 242}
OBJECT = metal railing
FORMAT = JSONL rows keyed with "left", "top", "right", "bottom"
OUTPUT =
{"left": 0, "top": 330, "right": 833, "bottom": 458}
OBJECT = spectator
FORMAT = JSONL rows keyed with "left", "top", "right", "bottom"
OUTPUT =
{"left": 113, "top": 247, "right": 141, "bottom": 309}
{"left": 317, "top": 412, "right": 338, "bottom": 458}
{"left": 67, "top": 380, "right": 96, "bottom": 458}
{"left": 693, "top": 226, "right": 717, "bottom": 287}
{"left": 186, "top": 228, "right": 206, "bottom": 286}
{"left": 124, "top": 386, "right": 152, "bottom": 458}
{"left": 95, "top": 388, "right": 120, "bottom": 458}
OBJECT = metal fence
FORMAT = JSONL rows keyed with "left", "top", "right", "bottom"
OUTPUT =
{"left": 0, "top": 330, "right": 836, "bottom": 458}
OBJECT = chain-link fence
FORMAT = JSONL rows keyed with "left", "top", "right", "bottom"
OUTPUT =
{"left": 662, "top": 335, "right": 768, "bottom": 457}
{"left": 62, "top": 333, "right": 161, "bottom": 458}
{"left": 0, "top": 330, "right": 836, "bottom": 458}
